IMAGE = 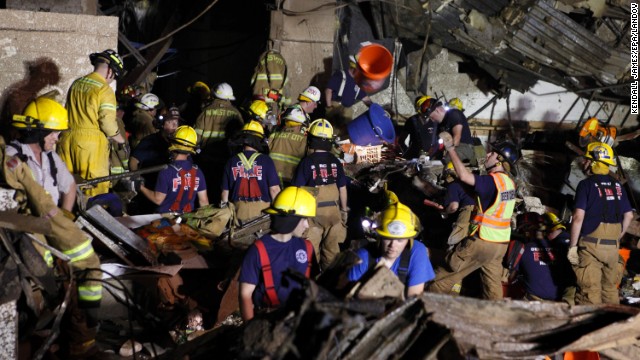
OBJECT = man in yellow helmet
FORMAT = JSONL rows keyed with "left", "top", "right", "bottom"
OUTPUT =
{"left": 57, "top": 49, "right": 127, "bottom": 197}
{"left": 221, "top": 121, "right": 281, "bottom": 223}
{"left": 399, "top": 95, "right": 439, "bottom": 159}
{"left": 268, "top": 106, "right": 309, "bottom": 187}
{"left": 292, "top": 119, "right": 348, "bottom": 270}
{"left": 4, "top": 97, "right": 103, "bottom": 357}
{"left": 239, "top": 186, "right": 317, "bottom": 321}
{"left": 138, "top": 125, "right": 209, "bottom": 213}
{"left": 428, "top": 135, "right": 518, "bottom": 299}
{"left": 542, "top": 212, "right": 577, "bottom": 304}
{"left": 348, "top": 202, "right": 435, "bottom": 297}
{"left": 567, "top": 142, "right": 634, "bottom": 305}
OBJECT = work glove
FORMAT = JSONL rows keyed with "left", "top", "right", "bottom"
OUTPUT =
{"left": 340, "top": 208, "right": 349, "bottom": 226}
{"left": 567, "top": 246, "right": 579, "bottom": 266}
{"left": 219, "top": 201, "right": 228, "bottom": 209}
{"left": 127, "top": 176, "right": 144, "bottom": 193}
{"left": 439, "top": 132, "right": 454, "bottom": 150}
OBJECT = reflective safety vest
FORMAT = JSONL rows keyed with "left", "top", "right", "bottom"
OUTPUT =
{"left": 268, "top": 126, "right": 307, "bottom": 184}
{"left": 169, "top": 164, "right": 198, "bottom": 213}
{"left": 254, "top": 238, "right": 313, "bottom": 307}
{"left": 473, "top": 172, "right": 516, "bottom": 243}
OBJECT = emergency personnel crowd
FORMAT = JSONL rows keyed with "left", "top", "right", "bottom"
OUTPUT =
{"left": 0, "top": 48, "right": 636, "bottom": 358}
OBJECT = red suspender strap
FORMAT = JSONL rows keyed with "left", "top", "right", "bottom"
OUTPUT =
{"left": 304, "top": 239, "right": 313, "bottom": 278}
{"left": 183, "top": 168, "right": 197, "bottom": 213}
{"left": 254, "top": 240, "right": 280, "bottom": 307}
{"left": 170, "top": 168, "right": 185, "bottom": 212}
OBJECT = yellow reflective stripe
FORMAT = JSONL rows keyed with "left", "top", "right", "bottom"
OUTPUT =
{"left": 270, "top": 152, "right": 301, "bottom": 165}
{"left": 63, "top": 239, "right": 95, "bottom": 263}
{"left": 256, "top": 74, "right": 284, "bottom": 81}
{"left": 100, "top": 103, "right": 117, "bottom": 111}
{"left": 78, "top": 285, "right": 102, "bottom": 302}
{"left": 43, "top": 250, "right": 54, "bottom": 268}
{"left": 77, "top": 77, "right": 103, "bottom": 88}
{"left": 196, "top": 129, "right": 225, "bottom": 139}
{"left": 110, "top": 166, "right": 126, "bottom": 174}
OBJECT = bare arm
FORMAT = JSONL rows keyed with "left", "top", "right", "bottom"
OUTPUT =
{"left": 407, "top": 283, "right": 425, "bottom": 297}
{"left": 569, "top": 208, "right": 585, "bottom": 247}
{"left": 324, "top": 88, "right": 333, "bottom": 107}
{"left": 269, "top": 185, "right": 281, "bottom": 201}
{"left": 139, "top": 185, "right": 167, "bottom": 206}
{"left": 110, "top": 133, "right": 125, "bottom": 144}
{"left": 339, "top": 185, "right": 348, "bottom": 211}
{"left": 621, "top": 211, "right": 634, "bottom": 239}
{"left": 60, "top": 179, "right": 77, "bottom": 212}
{"left": 197, "top": 190, "right": 209, "bottom": 208}
{"left": 129, "top": 156, "right": 140, "bottom": 171}
{"left": 451, "top": 124, "right": 463, "bottom": 146}
{"left": 445, "top": 201, "right": 459, "bottom": 214}
{"left": 239, "top": 282, "right": 256, "bottom": 321}
{"left": 220, "top": 189, "right": 229, "bottom": 203}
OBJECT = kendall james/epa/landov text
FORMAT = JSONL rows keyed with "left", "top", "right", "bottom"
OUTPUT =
{"left": 632, "top": 2, "right": 638, "bottom": 114}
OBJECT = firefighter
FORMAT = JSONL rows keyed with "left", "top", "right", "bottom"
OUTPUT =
{"left": 130, "top": 93, "right": 160, "bottom": 148}
{"left": 428, "top": 134, "right": 518, "bottom": 300}
{"left": 422, "top": 96, "right": 476, "bottom": 166}
{"left": 448, "top": 97, "right": 465, "bottom": 112}
{"left": 543, "top": 212, "right": 577, "bottom": 304}
{"left": 181, "top": 81, "right": 212, "bottom": 126}
{"left": 441, "top": 162, "right": 476, "bottom": 247}
{"left": 292, "top": 119, "right": 348, "bottom": 270}
{"left": 238, "top": 186, "right": 318, "bottom": 321}
{"left": 325, "top": 55, "right": 372, "bottom": 125}
{"left": 348, "top": 202, "right": 435, "bottom": 297}
{"left": 399, "top": 95, "right": 440, "bottom": 159}
{"left": 8, "top": 97, "right": 76, "bottom": 212}
{"left": 292, "top": 86, "right": 321, "bottom": 123}
{"left": 194, "top": 82, "right": 243, "bottom": 151}
{"left": 221, "top": 120, "right": 281, "bottom": 223}
{"left": 247, "top": 99, "right": 275, "bottom": 128}
{"left": 568, "top": 142, "right": 634, "bottom": 305}
{"left": 268, "top": 106, "right": 308, "bottom": 187}
{"left": 110, "top": 102, "right": 130, "bottom": 175}
{"left": 57, "top": 49, "right": 127, "bottom": 197}
{"left": 2, "top": 101, "right": 103, "bottom": 358}
{"left": 250, "top": 49, "right": 288, "bottom": 108}
{"left": 138, "top": 125, "right": 209, "bottom": 213}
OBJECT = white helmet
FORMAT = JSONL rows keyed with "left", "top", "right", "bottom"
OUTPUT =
{"left": 299, "top": 86, "right": 321, "bottom": 102}
{"left": 135, "top": 93, "right": 160, "bottom": 110}
{"left": 214, "top": 82, "right": 235, "bottom": 100}
{"left": 283, "top": 106, "right": 306, "bottom": 124}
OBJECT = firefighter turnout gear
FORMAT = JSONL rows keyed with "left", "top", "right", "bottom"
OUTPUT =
{"left": 251, "top": 49, "right": 288, "bottom": 104}
{"left": 268, "top": 116, "right": 308, "bottom": 185}
{"left": 194, "top": 97, "right": 243, "bottom": 149}
{"left": 58, "top": 71, "right": 119, "bottom": 196}
{"left": 12, "top": 96, "right": 68, "bottom": 131}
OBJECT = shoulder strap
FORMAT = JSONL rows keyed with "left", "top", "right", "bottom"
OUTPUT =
{"left": 46, "top": 152, "right": 58, "bottom": 187}
{"left": 337, "top": 71, "right": 347, "bottom": 98}
{"left": 7, "top": 143, "right": 27, "bottom": 162}
{"left": 397, "top": 245, "right": 412, "bottom": 285}
{"left": 254, "top": 239, "right": 280, "bottom": 307}
{"left": 304, "top": 239, "right": 313, "bottom": 278}
{"left": 238, "top": 152, "right": 260, "bottom": 172}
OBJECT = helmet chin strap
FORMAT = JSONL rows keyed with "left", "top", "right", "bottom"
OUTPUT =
{"left": 485, "top": 161, "right": 498, "bottom": 172}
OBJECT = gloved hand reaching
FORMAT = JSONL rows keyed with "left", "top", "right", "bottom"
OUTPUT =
{"left": 439, "top": 132, "right": 454, "bottom": 150}
{"left": 567, "top": 246, "right": 579, "bottom": 265}
{"left": 127, "top": 176, "right": 144, "bottom": 193}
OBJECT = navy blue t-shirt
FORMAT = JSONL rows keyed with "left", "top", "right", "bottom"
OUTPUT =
{"left": 155, "top": 159, "right": 206, "bottom": 213}
{"left": 440, "top": 109, "right": 473, "bottom": 145}
{"left": 574, "top": 175, "right": 632, "bottom": 236}
{"left": 131, "top": 132, "right": 171, "bottom": 188}
{"left": 222, "top": 150, "right": 281, "bottom": 202}
{"left": 444, "top": 181, "right": 475, "bottom": 208}
{"left": 474, "top": 174, "right": 500, "bottom": 211}
{"left": 402, "top": 114, "right": 439, "bottom": 158}
{"left": 326, "top": 70, "right": 367, "bottom": 107}
{"left": 292, "top": 151, "right": 347, "bottom": 187}
{"left": 239, "top": 234, "right": 314, "bottom": 308}
{"left": 514, "top": 238, "right": 561, "bottom": 300}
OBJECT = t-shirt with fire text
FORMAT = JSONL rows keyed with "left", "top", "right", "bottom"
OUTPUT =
{"left": 222, "top": 150, "right": 280, "bottom": 202}
{"left": 292, "top": 151, "right": 347, "bottom": 187}
{"left": 155, "top": 159, "right": 206, "bottom": 213}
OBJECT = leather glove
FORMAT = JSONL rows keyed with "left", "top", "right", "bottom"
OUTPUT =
{"left": 118, "top": 142, "right": 131, "bottom": 158}
{"left": 567, "top": 246, "right": 579, "bottom": 266}
{"left": 340, "top": 208, "right": 349, "bottom": 225}
{"left": 128, "top": 176, "right": 144, "bottom": 193}
{"left": 439, "top": 132, "right": 454, "bottom": 150}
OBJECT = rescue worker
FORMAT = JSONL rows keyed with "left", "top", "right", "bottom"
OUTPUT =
{"left": 138, "top": 125, "right": 209, "bottom": 213}
{"left": 448, "top": 97, "right": 465, "bottom": 112}
{"left": 399, "top": 95, "right": 439, "bottom": 159}
{"left": 110, "top": 103, "right": 130, "bottom": 175}
{"left": 543, "top": 212, "right": 577, "bottom": 304}
{"left": 292, "top": 86, "right": 321, "bottom": 123}
{"left": 247, "top": 99, "right": 275, "bottom": 129}
{"left": 2, "top": 101, "right": 103, "bottom": 358}
{"left": 324, "top": 55, "right": 372, "bottom": 124}
{"left": 194, "top": 82, "right": 243, "bottom": 150}
{"left": 292, "top": 119, "right": 348, "bottom": 270}
{"left": 180, "top": 81, "right": 212, "bottom": 126}
{"left": 423, "top": 96, "right": 476, "bottom": 166}
{"left": 221, "top": 120, "right": 281, "bottom": 223}
{"left": 348, "top": 202, "right": 435, "bottom": 297}
{"left": 568, "top": 142, "right": 634, "bottom": 305}
{"left": 268, "top": 106, "right": 308, "bottom": 187}
{"left": 428, "top": 133, "right": 518, "bottom": 299}
{"left": 250, "top": 49, "right": 288, "bottom": 109}
{"left": 441, "top": 162, "right": 476, "bottom": 247}
{"left": 8, "top": 96, "right": 76, "bottom": 212}
{"left": 239, "top": 186, "right": 317, "bottom": 321}
{"left": 130, "top": 93, "right": 160, "bottom": 148}
{"left": 57, "top": 49, "right": 127, "bottom": 197}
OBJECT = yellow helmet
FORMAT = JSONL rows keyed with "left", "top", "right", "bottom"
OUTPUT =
{"left": 12, "top": 97, "right": 68, "bottom": 131}
{"left": 415, "top": 95, "right": 431, "bottom": 112}
{"left": 264, "top": 186, "right": 317, "bottom": 217}
{"left": 169, "top": 125, "right": 198, "bottom": 154}
{"left": 385, "top": 189, "right": 399, "bottom": 205}
{"left": 242, "top": 120, "right": 265, "bottom": 139}
{"left": 448, "top": 97, "right": 464, "bottom": 111}
{"left": 308, "top": 119, "right": 333, "bottom": 139}
{"left": 542, "top": 212, "right": 565, "bottom": 232}
{"left": 585, "top": 142, "right": 616, "bottom": 166}
{"left": 376, "top": 202, "right": 418, "bottom": 240}
{"left": 188, "top": 81, "right": 211, "bottom": 98}
{"left": 249, "top": 99, "right": 269, "bottom": 121}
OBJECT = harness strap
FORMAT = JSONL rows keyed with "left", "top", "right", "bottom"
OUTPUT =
{"left": 397, "top": 245, "right": 411, "bottom": 285}
{"left": 254, "top": 240, "right": 280, "bottom": 307}
{"left": 304, "top": 239, "right": 313, "bottom": 278}
{"left": 169, "top": 167, "right": 198, "bottom": 213}
{"left": 7, "top": 143, "right": 58, "bottom": 186}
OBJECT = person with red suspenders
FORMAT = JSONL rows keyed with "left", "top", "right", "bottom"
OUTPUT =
{"left": 138, "top": 125, "right": 209, "bottom": 213}
{"left": 239, "top": 186, "right": 318, "bottom": 321}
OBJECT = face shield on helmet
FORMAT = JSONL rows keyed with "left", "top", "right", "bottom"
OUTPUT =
{"left": 12, "top": 97, "right": 69, "bottom": 131}
{"left": 264, "top": 186, "right": 317, "bottom": 217}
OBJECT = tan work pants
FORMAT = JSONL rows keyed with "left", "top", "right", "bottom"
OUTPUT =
{"left": 428, "top": 237, "right": 508, "bottom": 300}
{"left": 306, "top": 185, "right": 346, "bottom": 270}
{"left": 448, "top": 205, "right": 474, "bottom": 246}
{"left": 234, "top": 200, "right": 270, "bottom": 225}
{"left": 574, "top": 223, "right": 621, "bottom": 305}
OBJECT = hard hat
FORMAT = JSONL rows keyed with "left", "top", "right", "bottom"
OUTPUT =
{"left": 308, "top": 119, "right": 333, "bottom": 139}
{"left": 12, "top": 97, "right": 69, "bottom": 131}
{"left": 214, "top": 82, "right": 235, "bottom": 101}
{"left": 188, "top": 81, "right": 211, "bottom": 97}
{"left": 169, "top": 125, "right": 198, "bottom": 154}
{"left": 415, "top": 95, "right": 431, "bottom": 112}
{"left": 542, "top": 212, "right": 566, "bottom": 232}
{"left": 242, "top": 120, "right": 265, "bottom": 139}
{"left": 249, "top": 100, "right": 269, "bottom": 121}
{"left": 282, "top": 106, "right": 306, "bottom": 124}
{"left": 516, "top": 212, "right": 543, "bottom": 232}
{"left": 135, "top": 93, "right": 160, "bottom": 110}
{"left": 376, "top": 202, "right": 418, "bottom": 240}
{"left": 385, "top": 189, "right": 399, "bottom": 205}
{"left": 264, "top": 186, "right": 316, "bottom": 217}
{"left": 585, "top": 141, "right": 616, "bottom": 166}
{"left": 89, "top": 49, "right": 124, "bottom": 80}
{"left": 299, "top": 86, "right": 321, "bottom": 103}
{"left": 418, "top": 96, "right": 442, "bottom": 116}
{"left": 489, "top": 140, "right": 520, "bottom": 166}
{"left": 448, "top": 98, "right": 464, "bottom": 111}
